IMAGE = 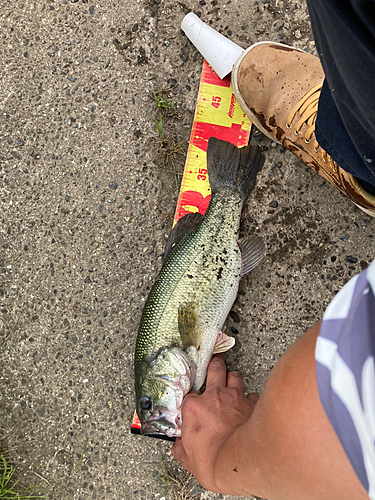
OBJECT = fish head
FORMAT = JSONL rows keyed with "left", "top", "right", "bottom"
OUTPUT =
{"left": 135, "top": 347, "right": 196, "bottom": 438}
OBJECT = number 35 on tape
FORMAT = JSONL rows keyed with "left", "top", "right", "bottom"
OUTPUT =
{"left": 174, "top": 60, "right": 252, "bottom": 225}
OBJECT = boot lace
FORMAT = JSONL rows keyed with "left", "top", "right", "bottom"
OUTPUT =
{"left": 285, "top": 83, "right": 338, "bottom": 173}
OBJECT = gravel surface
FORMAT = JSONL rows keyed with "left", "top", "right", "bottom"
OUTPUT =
{"left": 1, "top": 1, "right": 374, "bottom": 499}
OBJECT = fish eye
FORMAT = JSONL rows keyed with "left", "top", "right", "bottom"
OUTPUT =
{"left": 140, "top": 397, "right": 152, "bottom": 411}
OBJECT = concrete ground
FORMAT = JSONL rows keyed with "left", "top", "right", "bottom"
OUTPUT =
{"left": 1, "top": 0, "right": 374, "bottom": 499}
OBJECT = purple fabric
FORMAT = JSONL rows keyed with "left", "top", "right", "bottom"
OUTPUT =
{"left": 316, "top": 259, "right": 375, "bottom": 497}
{"left": 317, "top": 363, "right": 369, "bottom": 488}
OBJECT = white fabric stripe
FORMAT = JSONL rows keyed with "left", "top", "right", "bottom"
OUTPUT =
{"left": 363, "top": 358, "right": 375, "bottom": 449}
{"left": 315, "top": 336, "right": 338, "bottom": 368}
{"left": 316, "top": 336, "right": 375, "bottom": 498}
{"left": 367, "top": 260, "right": 375, "bottom": 297}
{"left": 323, "top": 274, "right": 359, "bottom": 320}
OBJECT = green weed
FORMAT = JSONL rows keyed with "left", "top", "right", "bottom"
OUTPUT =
{"left": 153, "top": 115, "right": 163, "bottom": 139}
{"left": 75, "top": 438, "right": 88, "bottom": 470}
{"left": 153, "top": 90, "right": 176, "bottom": 115}
{"left": 151, "top": 88, "right": 184, "bottom": 193}
{"left": 0, "top": 454, "right": 49, "bottom": 499}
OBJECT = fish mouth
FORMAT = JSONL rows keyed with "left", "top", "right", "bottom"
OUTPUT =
{"left": 141, "top": 410, "right": 181, "bottom": 438}
{"left": 136, "top": 347, "right": 196, "bottom": 438}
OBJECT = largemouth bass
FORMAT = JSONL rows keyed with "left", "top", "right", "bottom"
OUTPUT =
{"left": 134, "top": 138, "right": 265, "bottom": 438}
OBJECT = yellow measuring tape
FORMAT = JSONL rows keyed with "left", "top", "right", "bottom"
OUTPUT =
{"left": 173, "top": 59, "right": 252, "bottom": 225}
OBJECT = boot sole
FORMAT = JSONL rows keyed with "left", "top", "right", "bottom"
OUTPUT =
{"left": 354, "top": 204, "right": 375, "bottom": 217}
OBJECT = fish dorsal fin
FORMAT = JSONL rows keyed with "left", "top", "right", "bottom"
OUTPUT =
{"left": 164, "top": 213, "right": 203, "bottom": 261}
{"left": 178, "top": 302, "right": 200, "bottom": 349}
{"left": 213, "top": 331, "right": 235, "bottom": 354}
{"left": 238, "top": 235, "right": 266, "bottom": 277}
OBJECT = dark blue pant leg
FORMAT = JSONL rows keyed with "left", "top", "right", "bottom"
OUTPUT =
{"left": 306, "top": 0, "right": 375, "bottom": 189}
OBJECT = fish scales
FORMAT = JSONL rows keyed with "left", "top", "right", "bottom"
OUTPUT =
{"left": 135, "top": 187, "right": 242, "bottom": 368}
{"left": 134, "top": 138, "right": 265, "bottom": 437}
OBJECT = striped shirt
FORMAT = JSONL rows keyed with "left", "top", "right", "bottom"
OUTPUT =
{"left": 316, "top": 259, "right": 375, "bottom": 498}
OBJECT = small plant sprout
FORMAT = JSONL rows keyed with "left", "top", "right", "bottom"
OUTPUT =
{"left": 75, "top": 438, "right": 88, "bottom": 470}
{"left": 151, "top": 88, "right": 185, "bottom": 192}
{"left": 153, "top": 90, "right": 176, "bottom": 114}
{"left": 0, "top": 454, "right": 49, "bottom": 499}
{"left": 153, "top": 115, "right": 163, "bottom": 139}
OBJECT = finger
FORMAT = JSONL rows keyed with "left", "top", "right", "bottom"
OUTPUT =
{"left": 186, "top": 390, "right": 199, "bottom": 398}
{"left": 246, "top": 392, "right": 260, "bottom": 412}
{"left": 246, "top": 392, "right": 259, "bottom": 403}
{"left": 181, "top": 390, "right": 199, "bottom": 414}
{"left": 172, "top": 437, "right": 186, "bottom": 465}
{"left": 227, "top": 370, "right": 244, "bottom": 391}
{"left": 206, "top": 353, "right": 227, "bottom": 389}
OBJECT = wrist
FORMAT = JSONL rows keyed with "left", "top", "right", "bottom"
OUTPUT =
{"left": 210, "top": 424, "right": 246, "bottom": 495}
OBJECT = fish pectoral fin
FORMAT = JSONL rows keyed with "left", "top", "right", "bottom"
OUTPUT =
{"left": 164, "top": 212, "right": 203, "bottom": 261}
{"left": 213, "top": 331, "right": 235, "bottom": 354}
{"left": 178, "top": 303, "right": 200, "bottom": 349}
{"left": 238, "top": 235, "right": 266, "bottom": 277}
{"left": 185, "top": 345, "right": 199, "bottom": 367}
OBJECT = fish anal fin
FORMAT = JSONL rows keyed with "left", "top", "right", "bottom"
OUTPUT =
{"left": 213, "top": 331, "right": 235, "bottom": 354}
{"left": 164, "top": 213, "right": 203, "bottom": 260}
{"left": 238, "top": 235, "right": 266, "bottom": 277}
{"left": 178, "top": 303, "right": 200, "bottom": 350}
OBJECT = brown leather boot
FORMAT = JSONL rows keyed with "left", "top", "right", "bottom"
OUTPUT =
{"left": 232, "top": 41, "right": 375, "bottom": 217}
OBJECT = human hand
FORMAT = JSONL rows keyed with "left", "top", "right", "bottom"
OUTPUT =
{"left": 172, "top": 354, "right": 259, "bottom": 492}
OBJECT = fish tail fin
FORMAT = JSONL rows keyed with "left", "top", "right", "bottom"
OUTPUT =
{"left": 207, "top": 138, "right": 264, "bottom": 201}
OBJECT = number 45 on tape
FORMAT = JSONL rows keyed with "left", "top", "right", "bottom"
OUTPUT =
{"left": 173, "top": 59, "right": 252, "bottom": 225}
